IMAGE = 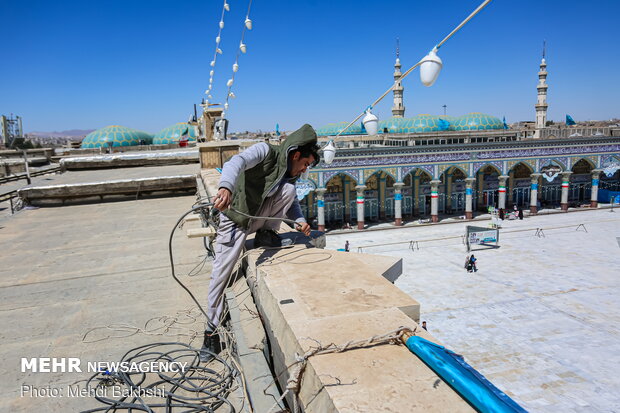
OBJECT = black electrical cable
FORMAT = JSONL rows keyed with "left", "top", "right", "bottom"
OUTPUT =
{"left": 81, "top": 202, "right": 240, "bottom": 413}
{"left": 80, "top": 342, "right": 235, "bottom": 413}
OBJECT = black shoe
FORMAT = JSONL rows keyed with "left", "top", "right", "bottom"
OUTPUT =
{"left": 199, "top": 330, "right": 221, "bottom": 363}
{"left": 254, "top": 229, "right": 282, "bottom": 248}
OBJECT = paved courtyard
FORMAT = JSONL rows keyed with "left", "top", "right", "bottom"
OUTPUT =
{"left": 326, "top": 209, "right": 620, "bottom": 413}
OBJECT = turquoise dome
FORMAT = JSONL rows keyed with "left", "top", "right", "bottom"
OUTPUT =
{"left": 153, "top": 123, "right": 197, "bottom": 144}
{"left": 451, "top": 113, "right": 504, "bottom": 131}
{"left": 315, "top": 121, "right": 364, "bottom": 136}
{"left": 81, "top": 126, "right": 153, "bottom": 148}
{"left": 396, "top": 114, "right": 455, "bottom": 133}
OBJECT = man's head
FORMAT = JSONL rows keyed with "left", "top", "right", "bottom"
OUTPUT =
{"left": 422, "top": 321, "right": 427, "bottom": 327}
{"left": 288, "top": 142, "right": 320, "bottom": 177}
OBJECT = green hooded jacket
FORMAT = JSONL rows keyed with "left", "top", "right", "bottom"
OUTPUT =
{"left": 223, "top": 124, "right": 318, "bottom": 229}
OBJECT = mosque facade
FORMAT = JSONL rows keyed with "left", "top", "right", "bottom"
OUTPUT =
{"left": 303, "top": 54, "right": 620, "bottom": 230}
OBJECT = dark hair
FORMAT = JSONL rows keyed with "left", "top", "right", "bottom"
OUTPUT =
{"left": 293, "top": 142, "right": 320, "bottom": 167}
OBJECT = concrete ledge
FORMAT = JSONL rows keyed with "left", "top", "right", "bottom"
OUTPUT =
{"left": 18, "top": 175, "right": 197, "bottom": 205}
{"left": 60, "top": 150, "right": 199, "bottom": 170}
{"left": 243, "top": 245, "right": 473, "bottom": 412}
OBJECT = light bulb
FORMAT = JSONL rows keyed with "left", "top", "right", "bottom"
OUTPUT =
{"left": 245, "top": 18, "right": 253, "bottom": 30}
{"left": 208, "top": 94, "right": 212, "bottom": 99}
{"left": 229, "top": 92, "right": 236, "bottom": 98}
{"left": 419, "top": 48, "right": 442, "bottom": 87}
{"left": 216, "top": 48, "right": 222, "bottom": 55}
{"left": 323, "top": 141, "right": 336, "bottom": 164}
{"left": 209, "top": 70, "right": 214, "bottom": 77}
{"left": 210, "top": 60, "right": 215, "bottom": 67}
{"left": 215, "top": 36, "right": 220, "bottom": 44}
{"left": 362, "top": 109, "right": 379, "bottom": 135}
{"left": 227, "top": 79, "right": 234, "bottom": 87}
{"left": 224, "top": 103, "right": 229, "bottom": 110}
{"left": 232, "top": 63, "right": 239, "bottom": 72}
{"left": 239, "top": 43, "right": 247, "bottom": 53}
{"left": 224, "top": 2, "right": 229, "bottom": 11}
{"left": 219, "top": 21, "right": 224, "bottom": 29}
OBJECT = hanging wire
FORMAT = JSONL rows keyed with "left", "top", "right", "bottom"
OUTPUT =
{"left": 205, "top": 0, "right": 231, "bottom": 105}
{"left": 222, "top": 0, "right": 254, "bottom": 117}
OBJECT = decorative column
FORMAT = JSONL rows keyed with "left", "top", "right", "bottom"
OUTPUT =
{"left": 430, "top": 180, "right": 440, "bottom": 223}
{"left": 315, "top": 188, "right": 326, "bottom": 232}
{"left": 465, "top": 178, "right": 475, "bottom": 220}
{"left": 446, "top": 173, "right": 453, "bottom": 214}
{"left": 498, "top": 175, "right": 509, "bottom": 210}
{"left": 394, "top": 182, "right": 404, "bottom": 226}
{"left": 529, "top": 173, "right": 541, "bottom": 214}
{"left": 355, "top": 185, "right": 367, "bottom": 230}
{"left": 508, "top": 170, "right": 515, "bottom": 206}
{"left": 413, "top": 175, "right": 420, "bottom": 216}
{"left": 590, "top": 170, "right": 602, "bottom": 208}
{"left": 560, "top": 171, "right": 572, "bottom": 211}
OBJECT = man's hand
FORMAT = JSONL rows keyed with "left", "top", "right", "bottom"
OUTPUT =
{"left": 213, "top": 188, "right": 232, "bottom": 211}
{"left": 296, "top": 222, "right": 311, "bottom": 236}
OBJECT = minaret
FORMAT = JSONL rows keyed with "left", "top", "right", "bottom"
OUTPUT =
{"left": 534, "top": 41, "right": 548, "bottom": 138}
{"left": 392, "top": 38, "right": 405, "bottom": 117}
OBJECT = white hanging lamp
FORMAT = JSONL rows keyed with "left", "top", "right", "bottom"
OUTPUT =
{"left": 210, "top": 60, "right": 215, "bottom": 67}
{"left": 227, "top": 79, "right": 234, "bottom": 87}
{"left": 362, "top": 109, "right": 379, "bottom": 135}
{"left": 219, "top": 21, "right": 224, "bottom": 29}
{"left": 216, "top": 48, "right": 223, "bottom": 55}
{"left": 209, "top": 70, "right": 214, "bottom": 77}
{"left": 323, "top": 140, "right": 336, "bottom": 164}
{"left": 215, "top": 36, "right": 220, "bottom": 44}
{"left": 239, "top": 43, "right": 247, "bottom": 53}
{"left": 224, "top": 2, "right": 229, "bottom": 11}
{"left": 232, "top": 63, "right": 239, "bottom": 72}
{"left": 419, "top": 47, "right": 443, "bottom": 87}
{"left": 224, "top": 103, "right": 229, "bottom": 110}
{"left": 245, "top": 18, "right": 253, "bottom": 30}
{"left": 229, "top": 92, "right": 236, "bottom": 98}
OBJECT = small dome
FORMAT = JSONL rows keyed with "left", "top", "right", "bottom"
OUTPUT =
{"left": 381, "top": 115, "right": 455, "bottom": 134}
{"left": 153, "top": 123, "right": 198, "bottom": 144}
{"left": 451, "top": 113, "right": 504, "bottom": 131}
{"left": 81, "top": 126, "right": 153, "bottom": 148}
{"left": 315, "top": 121, "right": 364, "bottom": 136}
{"left": 378, "top": 117, "right": 407, "bottom": 133}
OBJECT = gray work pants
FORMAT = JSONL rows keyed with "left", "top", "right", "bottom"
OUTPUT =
{"left": 207, "top": 182, "right": 298, "bottom": 327}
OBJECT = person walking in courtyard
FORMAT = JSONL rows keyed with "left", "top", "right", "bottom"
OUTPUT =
{"left": 464, "top": 255, "right": 472, "bottom": 272}
{"left": 344, "top": 240, "right": 350, "bottom": 252}
{"left": 469, "top": 254, "right": 478, "bottom": 272}
{"left": 518, "top": 207, "right": 524, "bottom": 220}
{"left": 422, "top": 321, "right": 428, "bottom": 331}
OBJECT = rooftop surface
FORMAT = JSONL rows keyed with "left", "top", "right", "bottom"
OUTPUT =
{"left": 326, "top": 209, "right": 620, "bottom": 412}
{"left": 0, "top": 196, "right": 227, "bottom": 411}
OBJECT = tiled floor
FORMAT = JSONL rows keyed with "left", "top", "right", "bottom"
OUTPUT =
{"left": 327, "top": 209, "right": 620, "bottom": 412}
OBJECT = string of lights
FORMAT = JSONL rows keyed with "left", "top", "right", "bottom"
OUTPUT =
{"left": 222, "top": 0, "right": 254, "bottom": 118}
{"left": 204, "top": 0, "right": 231, "bottom": 105}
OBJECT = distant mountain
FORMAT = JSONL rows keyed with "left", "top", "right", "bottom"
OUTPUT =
{"left": 27, "top": 129, "right": 95, "bottom": 138}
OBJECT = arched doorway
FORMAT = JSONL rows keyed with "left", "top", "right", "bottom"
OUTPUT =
{"left": 570, "top": 159, "right": 594, "bottom": 204}
{"left": 510, "top": 162, "right": 533, "bottom": 207}
{"left": 476, "top": 165, "right": 501, "bottom": 211}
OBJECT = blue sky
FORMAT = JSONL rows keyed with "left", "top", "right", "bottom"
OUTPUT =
{"left": 1, "top": 0, "right": 618, "bottom": 133}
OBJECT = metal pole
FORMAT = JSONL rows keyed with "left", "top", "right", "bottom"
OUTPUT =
{"left": 22, "top": 150, "right": 31, "bottom": 185}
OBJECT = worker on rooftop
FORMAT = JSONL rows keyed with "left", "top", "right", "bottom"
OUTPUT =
{"left": 201, "top": 124, "right": 320, "bottom": 361}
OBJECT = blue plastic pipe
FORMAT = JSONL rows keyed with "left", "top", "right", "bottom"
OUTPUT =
{"left": 404, "top": 336, "right": 527, "bottom": 413}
